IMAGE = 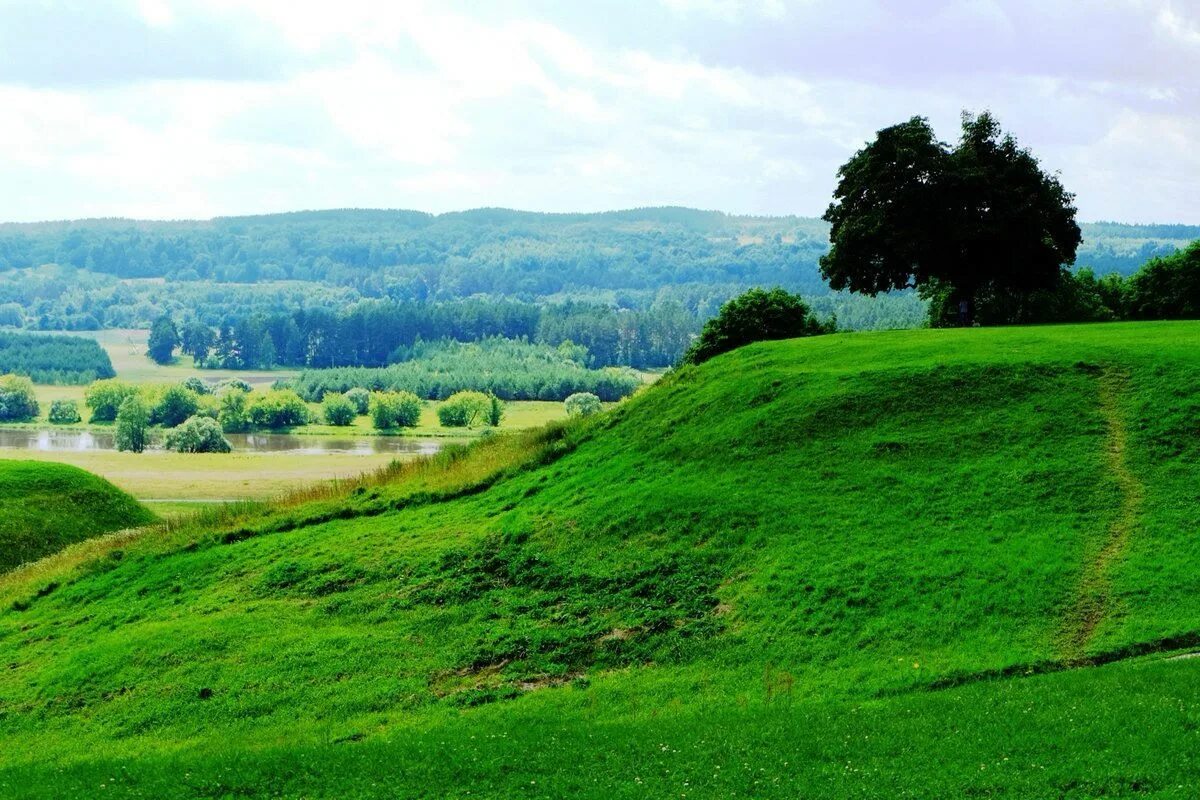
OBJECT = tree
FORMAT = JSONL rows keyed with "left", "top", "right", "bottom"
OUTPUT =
{"left": 218, "top": 388, "right": 251, "bottom": 433}
{"left": 487, "top": 393, "right": 504, "bottom": 427}
{"left": 182, "top": 376, "right": 211, "bottom": 395}
{"left": 151, "top": 384, "right": 200, "bottom": 428}
{"left": 683, "top": 288, "right": 832, "bottom": 366}
{"left": 165, "top": 416, "right": 232, "bottom": 453}
{"left": 369, "top": 391, "right": 422, "bottom": 429}
{"left": 48, "top": 399, "right": 82, "bottom": 424}
{"left": 820, "top": 112, "right": 1081, "bottom": 325}
{"left": 115, "top": 395, "right": 150, "bottom": 453}
{"left": 147, "top": 314, "right": 180, "bottom": 364}
{"left": 564, "top": 392, "right": 602, "bottom": 417}
{"left": 0, "top": 374, "right": 39, "bottom": 421}
{"left": 321, "top": 393, "right": 356, "bottom": 426}
{"left": 437, "top": 391, "right": 493, "bottom": 427}
{"left": 85, "top": 379, "right": 139, "bottom": 422}
{"left": 1125, "top": 240, "right": 1200, "bottom": 319}
{"left": 180, "top": 321, "right": 215, "bottom": 363}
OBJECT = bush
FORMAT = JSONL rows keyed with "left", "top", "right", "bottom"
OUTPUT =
{"left": 218, "top": 389, "right": 251, "bottom": 433}
{"left": 85, "top": 379, "right": 139, "bottom": 422}
{"left": 683, "top": 288, "right": 833, "bottom": 365}
{"left": 437, "top": 391, "right": 493, "bottom": 428}
{"left": 322, "top": 393, "right": 356, "bottom": 426}
{"left": 369, "top": 391, "right": 422, "bottom": 429}
{"left": 0, "top": 374, "right": 39, "bottom": 422}
{"left": 165, "top": 416, "right": 232, "bottom": 453}
{"left": 564, "top": 392, "right": 602, "bottom": 417}
{"left": 150, "top": 384, "right": 200, "bottom": 428}
{"left": 249, "top": 389, "right": 310, "bottom": 429}
{"left": 344, "top": 387, "right": 371, "bottom": 415}
{"left": 115, "top": 396, "right": 150, "bottom": 453}
{"left": 48, "top": 399, "right": 82, "bottom": 425}
{"left": 216, "top": 378, "right": 253, "bottom": 395}
{"left": 182, "top": 377, "right": 211, "bottom": 395}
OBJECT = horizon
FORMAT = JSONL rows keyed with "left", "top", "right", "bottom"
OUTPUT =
{"left": 1, "top": 204, "right": 1198, "bottom": 229}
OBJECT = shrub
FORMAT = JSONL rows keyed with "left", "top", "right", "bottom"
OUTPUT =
{"left": 344, "top": 387, "right": 371, "bottom": 415}
{"left": 0, "top": 375, "right": 39, "bottom": 422}
{"left": 249, "top": 389, "right": 310, "bottom": 429}
{"left": 564, "top": 392, "right": 602, "bottom": 418}
{"left": 165, "top": 416, "right": 232, "bottom": 453}
{"left": 85, "top": 379, "right": 139, "bottom": 422}
{"left": 218, "top": 389, "right": 251, "bottom": 433}
{"left": 369, "top": 391, "right": 423, "bottom": 429}
{"left": 322, "top": 393, "right": 356, "bottom": 426}
{"left": 182, "top": 377, "right": 211, "bottom": 395}
{"left": 150, "top": 384, "right": 200, "bottom": 428}
{"left": 437, "top": 391, "right": 493, "bottom": 428}
{"left": 115, "top": 396, "right": 150, "bottom": 453}
{"left": 216, "top": 378, "right": 253, "bottom": 395}
{"left": 683, "top": 288, "right": 833, "bottom": 365}
{"left": 48, "top": 399, "right": 82, "bottom": 425}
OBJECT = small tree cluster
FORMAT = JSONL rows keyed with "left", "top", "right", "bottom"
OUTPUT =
{"left": 248, "top": 389, "right": 310, "bottom": 429}
{"left": 683, "top": 288, "right": 832, "bottom": 365}
{"left": 48, "top": 399, "right": 82, "bottom": 425}
{"left": 321, "top": 393, "right": 357, "bottom": 426}
{"left": 564, "top": 392, "right": 602, "bottom": 418}
{"left": 85, "top": 379, "right": 140, "bottom": 422}
{"left": 0, "top": 374, "right": 39, "bottom": 422}
{"left": 437, "top": 391, "right": 499, "bottom": 428}
{"left": 165, "top": 416, "right": 232, "bottom": 453}
{"left": 369, "top": 391, "right": 423, "bottom": 429}
{"left": 115, "top": 396, "right": 150, "bottom": 453}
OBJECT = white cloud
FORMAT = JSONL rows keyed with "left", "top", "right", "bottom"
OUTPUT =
{"left": 0, "top": 0, "right": 1194, "bottom": 222}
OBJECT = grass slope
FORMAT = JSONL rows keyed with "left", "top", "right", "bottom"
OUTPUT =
{"left": 3, "top": 321, "right": 1200, "bottom": 797}
{"left": 0, "top": 461, "right": 156, "bottom": 572}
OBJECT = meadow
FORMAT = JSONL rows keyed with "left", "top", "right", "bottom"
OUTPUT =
{"left": 2, "top": 321, "right": 1199, "bottom": 796}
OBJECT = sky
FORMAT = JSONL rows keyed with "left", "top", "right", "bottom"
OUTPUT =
{"left": 0, "top": 0, "right": 1197, "bottom": 223}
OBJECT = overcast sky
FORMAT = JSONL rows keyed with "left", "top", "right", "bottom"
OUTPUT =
{"left": 1, "top": 0, "right": 1197, "bottom": 223}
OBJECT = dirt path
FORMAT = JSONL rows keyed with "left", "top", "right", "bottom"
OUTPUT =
{"left": 1059, "top": 367, "right": 1143, "bottom": 663}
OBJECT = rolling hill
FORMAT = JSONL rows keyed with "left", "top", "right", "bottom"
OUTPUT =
{"left": 2, "top": 322, "right": 1200, "bottom": 797}
{"left": 0, "top": 460, "right": 155, "bottom": 572}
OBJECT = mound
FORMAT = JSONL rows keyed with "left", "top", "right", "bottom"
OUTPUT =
{"left": 0, "top": 461, "right": 156, "bottom": 572}
{"left": 2, "top": 321, "right": 1200, "bottom": 797}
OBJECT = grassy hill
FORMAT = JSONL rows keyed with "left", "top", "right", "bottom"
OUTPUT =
{"left": 0, "top": 461, "right": 155, "bottom": 572}
{"left": 3, "top": 322, "right": 1200, "bottom": 797}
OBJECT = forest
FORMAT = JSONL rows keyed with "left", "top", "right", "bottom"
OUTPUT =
{"left": 0, "top": 330, "right": 114, "bottom": 384}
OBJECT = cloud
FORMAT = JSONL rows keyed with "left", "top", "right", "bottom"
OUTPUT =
{"left": 0, "top": 0, "right": 1195, "bottom": 223}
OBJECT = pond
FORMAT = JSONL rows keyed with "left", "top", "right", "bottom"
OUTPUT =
{"left": 0, "top": 428, "right": 447, "bottom": 456}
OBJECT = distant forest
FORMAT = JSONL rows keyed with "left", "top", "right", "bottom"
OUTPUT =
{"left": 0, "top": 330, "right": 114, "bottom": 384}
{"left": 0, "top": 208, "right": 1193, "bottom": 368}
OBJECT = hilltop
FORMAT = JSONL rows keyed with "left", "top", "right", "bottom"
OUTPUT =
{"left": 3, "top": 322, "right": 1200, "bottom": 797}
{"left": 0, "top": 461, "right": 155, "bottom": 572}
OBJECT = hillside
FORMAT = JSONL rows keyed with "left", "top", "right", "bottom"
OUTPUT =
{"left": 3, "top": 322, "right": 1200, "bottom": 797}
{"left": 0, "top": 461, "right": 155, "bottom": 572}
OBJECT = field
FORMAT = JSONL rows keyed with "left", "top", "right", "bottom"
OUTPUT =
{"left": 3, "top": 321, "right": 1200, "bottom": 796}
{"left": 5, "top": 329, "right": 570, "bottom": 512}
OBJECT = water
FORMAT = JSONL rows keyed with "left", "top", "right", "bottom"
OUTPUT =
{"left": 0, "top": 428, "right": 446, "bottom": 456}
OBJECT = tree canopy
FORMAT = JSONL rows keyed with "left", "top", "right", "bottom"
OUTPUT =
{"left": 820, "top": 112, "right": 1081, "bottom": 323}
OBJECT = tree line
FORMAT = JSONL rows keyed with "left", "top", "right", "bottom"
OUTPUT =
{"left": 281, "top": 338, "right": 642, "bottom": 402}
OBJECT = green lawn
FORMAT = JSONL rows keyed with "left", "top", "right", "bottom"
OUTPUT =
{"left": 3, "top": 321, "right": 1200, "bottom": 797}
{"left": 0, "top": 460, "right": 155, "bottom": 572}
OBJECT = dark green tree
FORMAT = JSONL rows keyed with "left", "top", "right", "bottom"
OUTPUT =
{"left": 820, "top": 112, "right": 1081, "bottom": 325}
{"left": 683, "top": 288, "right": 832, "bottom": 366}
{"left": 180, "top": 320, "right": 215, "bottom": 363}
{"left": 147, "top": 314, "right": 180, "bottom": 364}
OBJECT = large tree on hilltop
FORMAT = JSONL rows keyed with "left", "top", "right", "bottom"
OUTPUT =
{"left": 820, "top": 112, "right": 1081, "bottom": 324}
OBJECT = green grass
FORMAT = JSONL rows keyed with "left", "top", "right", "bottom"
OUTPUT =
{"left": 3, "top": 321, "right": 1200, "bottom": 796}
{"left": 0, "top": 460, "right": 156, "bottom": 572}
